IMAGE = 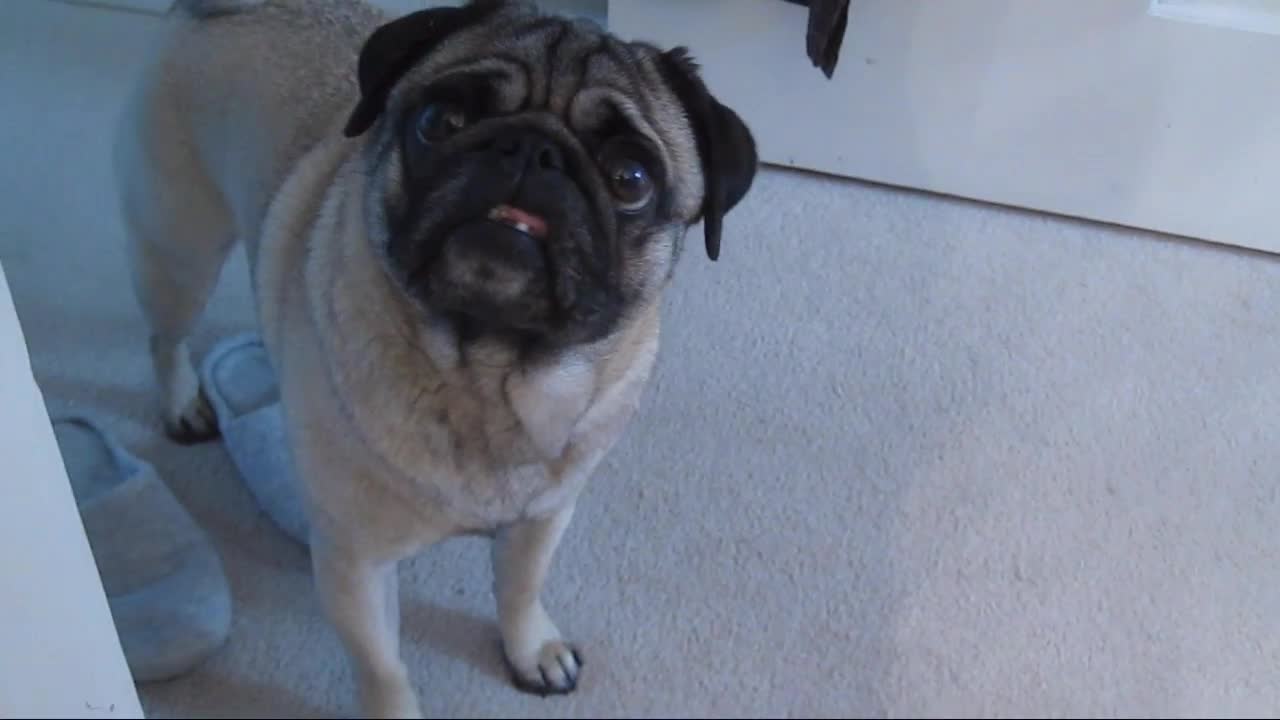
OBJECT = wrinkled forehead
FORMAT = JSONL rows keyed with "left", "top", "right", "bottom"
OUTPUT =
{"left": 383, "top": 9, "right": 704, "bottom": 214}
{"left": 395, "top": 15, "right": 663, "bottom": 137}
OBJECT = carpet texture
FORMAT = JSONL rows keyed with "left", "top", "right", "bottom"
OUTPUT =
{"left": 4, "top": 1, "right": 1280, "bottom": 717}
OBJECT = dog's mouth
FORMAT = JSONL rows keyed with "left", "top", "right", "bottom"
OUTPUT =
{"left": 404, "top": 202, "right": 560, "bottom": 335}
{"left": 487, "top": 204, "right": 549, "bottom": 240}
{"left": 389, "top": 182, "right": 617, "bottom": 342}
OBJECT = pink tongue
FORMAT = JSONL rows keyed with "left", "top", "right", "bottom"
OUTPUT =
{"left": 493, "top": 204, "right": 549, "bottom": 239}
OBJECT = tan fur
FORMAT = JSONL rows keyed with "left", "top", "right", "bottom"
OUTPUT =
{"left": 113, "top": 0, "right": 713, "bottom": 717}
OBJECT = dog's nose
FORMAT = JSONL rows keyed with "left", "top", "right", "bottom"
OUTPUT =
{"left": 492, "top": 130, "right": 566, "bottom": 173}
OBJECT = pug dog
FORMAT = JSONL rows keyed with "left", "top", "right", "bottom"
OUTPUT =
{"left": 113, "top": 0, "right": 756, "bottom": 716}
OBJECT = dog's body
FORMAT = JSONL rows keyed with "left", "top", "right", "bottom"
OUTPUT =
{"left": 114, "top": 0, "right": 756, "bottom": 716}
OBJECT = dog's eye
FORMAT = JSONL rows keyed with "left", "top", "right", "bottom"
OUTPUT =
{"left": 415, "top": 102, "right": 468, "bottom": 143}
{"left": 600, "top": 145, "right": 655, "bottom": 213}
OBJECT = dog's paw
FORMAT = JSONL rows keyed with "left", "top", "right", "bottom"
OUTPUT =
{"left": 504, "top": 639, "right": 583, "bottom": 697}
{"left": 164, "top": 386, "right": 219, "bottom": 444}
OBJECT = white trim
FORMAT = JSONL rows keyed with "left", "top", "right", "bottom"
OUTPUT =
{"left": 1149, "top": 0, "right": 1280, "bottom": 36}
{"left": 0, "top": 262, "right": 144, "bottom": 719}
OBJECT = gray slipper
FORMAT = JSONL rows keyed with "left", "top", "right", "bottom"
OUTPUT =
{"left": 199, "top": 333, "right": 310, "bottom": 547}
{"left": 51, "top": 415, "right": 232, "bottom": 684}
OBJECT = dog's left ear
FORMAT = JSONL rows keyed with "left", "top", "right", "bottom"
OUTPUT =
{"left": 658, "top": 47, "right": 759, "bottom": 261}
{"left": 343, "top": 1, "right": 505, "bottom": 138}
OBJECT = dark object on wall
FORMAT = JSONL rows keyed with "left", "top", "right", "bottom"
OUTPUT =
{"left": 781, "top": 0, "right": 851, "bottom": 79}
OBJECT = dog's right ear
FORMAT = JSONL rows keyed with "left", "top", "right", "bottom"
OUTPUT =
{"left": 656, "top": 47, "right": 758, "bottom": 262}
{"left": 343, "top": 1, "right": 505, "bottom": 138}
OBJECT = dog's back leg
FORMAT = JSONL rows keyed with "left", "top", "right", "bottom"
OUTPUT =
{"left": 115, "top": 80, "right": 236, "bottom": 443}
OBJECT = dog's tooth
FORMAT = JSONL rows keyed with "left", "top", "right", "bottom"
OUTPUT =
{"left": 513, "top": 222, "right": 531, "bottom": 234}
{"left": 488, "top": 207, "right": 503, "bottom": 221}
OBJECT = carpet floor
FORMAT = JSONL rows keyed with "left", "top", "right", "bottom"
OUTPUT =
{"left": 3, "top": 1, "right": 1280, "bottom": 717}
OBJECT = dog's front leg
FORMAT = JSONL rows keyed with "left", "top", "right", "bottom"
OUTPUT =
{"left": 492, "top": 502, "right": 583, "bottom": 695}
{"left": 312, "top": 541, "right": 420, "bottom": 719}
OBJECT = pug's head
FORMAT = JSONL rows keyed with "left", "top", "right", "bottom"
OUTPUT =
{"left": 344, "top": 0, "right": 757, "bottom": 349}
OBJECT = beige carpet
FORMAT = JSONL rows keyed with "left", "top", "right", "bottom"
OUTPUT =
{"left": 4, "top": 1, "right": 1280, "bottom": 717}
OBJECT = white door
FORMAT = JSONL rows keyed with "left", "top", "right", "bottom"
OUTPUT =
{"left": 609, "top": 0, "right": 1280, "bottom": 255}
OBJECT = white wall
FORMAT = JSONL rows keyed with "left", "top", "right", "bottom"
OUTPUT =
{"left": 610, "top": 0, "right": 1280, "bottom": 256}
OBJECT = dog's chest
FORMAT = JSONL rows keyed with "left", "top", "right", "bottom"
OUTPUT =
{"left": 443, "top": 455, "right": 559, "bottom": 528}
{"left": 418, "top": 358, "right": 596, "bottom": 525}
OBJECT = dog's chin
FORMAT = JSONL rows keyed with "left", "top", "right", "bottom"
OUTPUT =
{"left": 415, "top": 218, "right": 558, "bottom": 338}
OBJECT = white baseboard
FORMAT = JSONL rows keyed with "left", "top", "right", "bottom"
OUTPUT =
{"left": 1149, "top": 0, "right": 1280, "bottom": 36}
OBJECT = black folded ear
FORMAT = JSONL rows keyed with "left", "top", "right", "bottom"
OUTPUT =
{"left": 657, "top": 47, "right": 759, "bottom": 261}
{"left": 343, "top": 1, "right": 505, "bottom": 138}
